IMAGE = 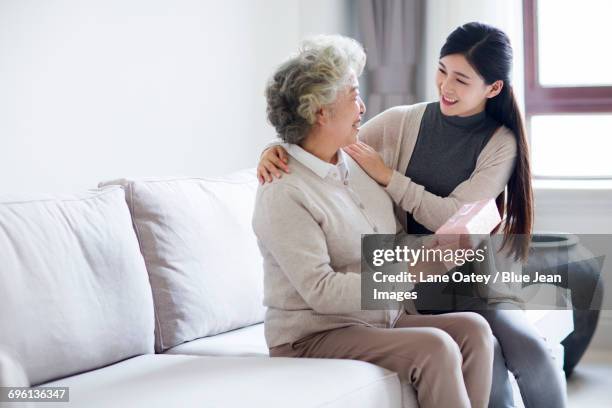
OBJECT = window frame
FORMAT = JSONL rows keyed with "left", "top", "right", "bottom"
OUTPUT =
{"left": 523, "top": 0, "right": 612, "bottom": 114}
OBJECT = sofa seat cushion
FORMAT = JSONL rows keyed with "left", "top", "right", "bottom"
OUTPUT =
{"left": 164, "top": 323, "right": 268, "bottom": 357}
{"left": 41, "top": 354, "right": 405, "bottom": 408}
{"left": 162, "top": 314, "right": 569, "bottom": 408}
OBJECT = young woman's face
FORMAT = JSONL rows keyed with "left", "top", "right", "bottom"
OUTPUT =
{"left": 436, "top": 53, "right": 501, "bottom": 117}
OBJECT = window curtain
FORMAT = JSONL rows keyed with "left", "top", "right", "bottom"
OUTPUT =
{"left": 357, "top": 0, "right": 423, "bottom": 118}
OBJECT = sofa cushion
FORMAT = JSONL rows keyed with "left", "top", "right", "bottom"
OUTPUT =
{"left": 164, "top": 323, "right": 268, "bottom": 357}
{"left": 41, "top": 354, "right": 406, "bottom": 408}
{"left": 100, "top": 169, "right": 265, "bottom": 352}
{"left": 0, "top": 187, "right": 154, "bottom": 385}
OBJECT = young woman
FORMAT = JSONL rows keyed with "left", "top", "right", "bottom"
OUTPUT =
{"left": 258, "top": 22, "right": 566, "bottom": 408}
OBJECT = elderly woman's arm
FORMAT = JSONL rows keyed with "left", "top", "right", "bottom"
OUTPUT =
{"left": 253, "top": 183, "right": 362, "bottom": 314}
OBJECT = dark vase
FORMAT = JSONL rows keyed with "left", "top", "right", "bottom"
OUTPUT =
{"left": 524, "top": 232, "right": 604, "bottom": 378}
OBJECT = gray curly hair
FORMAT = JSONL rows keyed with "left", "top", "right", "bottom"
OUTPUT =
{"left": 265, "top": 35, "right": 366, "bottom": 144}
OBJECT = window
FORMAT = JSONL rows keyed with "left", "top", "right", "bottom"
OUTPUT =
{"left": 523, "top": 0, "right": 612, "bottom": 178}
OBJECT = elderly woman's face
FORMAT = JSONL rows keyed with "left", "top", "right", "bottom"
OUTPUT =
{"left": 324, "top": 72, "right": 365, "bottom": 147}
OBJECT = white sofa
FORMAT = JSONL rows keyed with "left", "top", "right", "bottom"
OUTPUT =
{"left": 0, "top": 169, "right": 571, "bottom": 408}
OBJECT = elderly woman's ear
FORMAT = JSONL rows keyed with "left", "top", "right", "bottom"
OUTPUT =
{"left": 315, "top": 107, "right": 328, "bottom": 126}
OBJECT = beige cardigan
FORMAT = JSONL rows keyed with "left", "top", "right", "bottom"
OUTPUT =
{"left": 357, "top": 103, "right": 518, "bottom": 234}
{"left": 252, "top": 153, "right": 403, "bottom": 348}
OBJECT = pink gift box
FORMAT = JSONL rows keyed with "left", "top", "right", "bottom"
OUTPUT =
{"left": 435, "top": 198, "right": 502, "bottom": 237}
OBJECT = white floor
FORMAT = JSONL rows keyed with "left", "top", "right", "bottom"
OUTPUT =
{"left": 567, "top": 349, "right": 612, "bottom": 407}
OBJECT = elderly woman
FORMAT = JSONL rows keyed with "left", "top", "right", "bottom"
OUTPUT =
{"left": 252, "top": 35, "right": 493, "bottom": 408}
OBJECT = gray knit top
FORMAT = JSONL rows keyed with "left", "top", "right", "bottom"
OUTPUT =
{"left": 405, "top": 102, "right": 500, "bottom": 234}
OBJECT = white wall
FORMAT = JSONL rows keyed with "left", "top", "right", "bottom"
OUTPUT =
{"left": 299, "top": 0, "right": 351, "bottom": 38}
{"left": 0, "top": 0, "right": 349, "bottom": 194}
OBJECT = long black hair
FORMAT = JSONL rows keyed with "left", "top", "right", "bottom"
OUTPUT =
{"left": 440, "top": 22, "right": 533, "bottom": 260}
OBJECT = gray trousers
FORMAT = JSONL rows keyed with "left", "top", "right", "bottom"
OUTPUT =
{"left": 416, "top": 265, "right": 567, "bottom": 408}
{"left": 438, "top": 297, "right": 567, "bottom": 408}
{"left": 474, "top": 304, "right": 568, "bottom": 408}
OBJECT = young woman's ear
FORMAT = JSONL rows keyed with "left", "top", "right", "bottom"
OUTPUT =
{"left": 487, "top": 80, "right": 504, "bottom": 99}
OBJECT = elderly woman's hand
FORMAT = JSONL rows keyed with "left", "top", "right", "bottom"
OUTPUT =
{"left": 257, "top": 145, "right": 291, "bottom": 184}
{"left": 344, "top": 142, "right": 393, "bottom": 187}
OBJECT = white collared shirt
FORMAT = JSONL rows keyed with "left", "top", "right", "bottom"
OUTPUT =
{"left": 283, "top": 143, "right": 349, "bottom": 183}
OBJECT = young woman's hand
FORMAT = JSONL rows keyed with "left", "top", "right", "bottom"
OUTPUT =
{"left": 257, "top": 145, "right": 290, "bottom": 184}
{"left": 344, "top": 141, "right": 393, "bottom": 186}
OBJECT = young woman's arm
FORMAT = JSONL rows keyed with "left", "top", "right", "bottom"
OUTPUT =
{"left": 256, "top": 106, "right": 406, "bottom": 184}
{"left": 385, "top": 127, "right": 517, "bottom": 231}
{"left": 346, "top": 105, "right": 517, "bottom": 231}
{"left": 356, "top": 106, "right": 407, "bottom": 168}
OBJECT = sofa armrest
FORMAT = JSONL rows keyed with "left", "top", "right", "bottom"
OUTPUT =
{"left": 0, "top": 347, "right": 32, "bottom": 407}
{"left": 525, "top": 309, "right": 574, "bottom": 345}
{"left": 0, "top": 347, "right": 29, "bottom": 387}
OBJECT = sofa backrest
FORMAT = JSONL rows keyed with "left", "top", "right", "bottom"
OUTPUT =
{"left": 0, "top": 187, "right": 155, "bottom": 385}
{"left": 100, "top": 169, "right": 265, "bottom": 352}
